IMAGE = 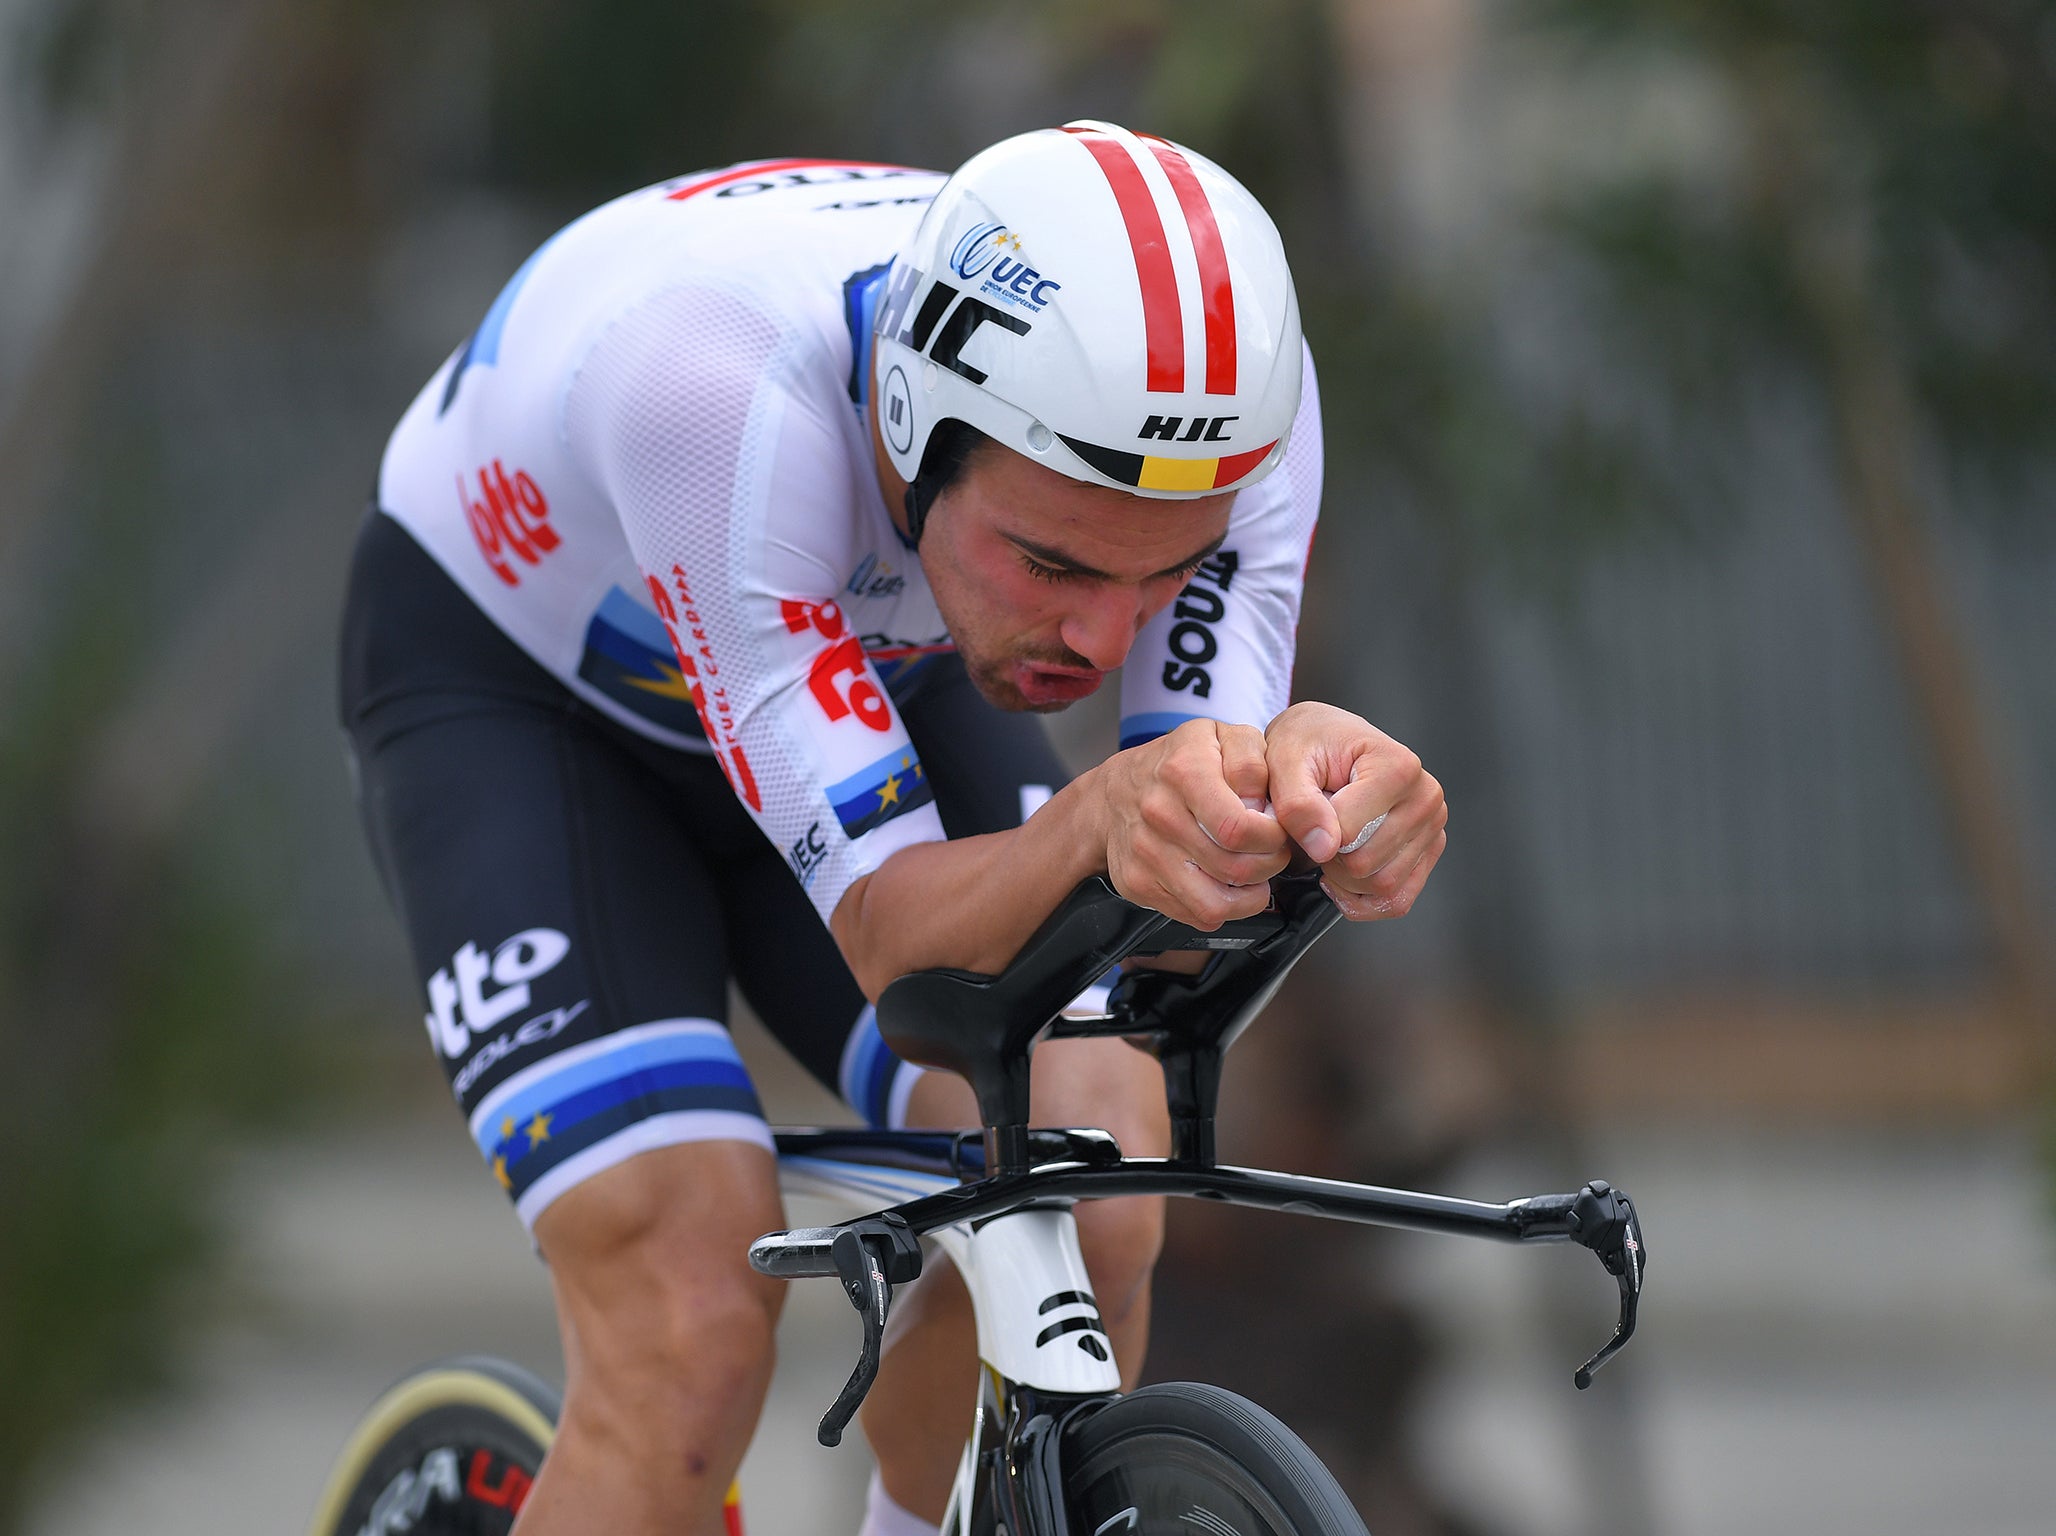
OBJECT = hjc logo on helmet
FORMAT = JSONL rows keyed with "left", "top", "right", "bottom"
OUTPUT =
{"left": 1139, "top": 414, "right": 1239, "bottom": 444}
{"left": 948, "top": 222, "right": 1063, "bottom": 312}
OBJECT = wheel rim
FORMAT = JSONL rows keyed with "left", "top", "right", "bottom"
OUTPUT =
{"left": 308, "top": 1370, "right": 554, "bottom": 1536}
{"left": 1069, "top": 1434, "right": 1298, "bottom": 1536}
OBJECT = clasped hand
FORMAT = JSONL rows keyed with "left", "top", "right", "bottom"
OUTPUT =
{"left": 1098, "top": 703, "right": 1447, "bottom": 929}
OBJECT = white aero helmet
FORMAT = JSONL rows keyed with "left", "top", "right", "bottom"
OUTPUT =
{"left": 873, "top": 120, "right": 1302, "bottom": 521}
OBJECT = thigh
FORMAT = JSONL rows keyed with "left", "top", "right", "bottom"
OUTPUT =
{"left": 343, "top": 516, "right": 772, "bottom": 1229}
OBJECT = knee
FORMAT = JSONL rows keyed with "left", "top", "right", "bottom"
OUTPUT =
{"left": 556, "top": 1237, "right": 781, "bottom": 1482}
{"left": 1074, "top": 1195, "right": 1165, "bottom": 1330}
{"left": 536, "top": 1146, "right": 784, "bottom": 1462}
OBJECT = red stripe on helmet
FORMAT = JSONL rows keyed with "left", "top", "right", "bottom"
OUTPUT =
{"left": 1144, "top": 143, "right": 1237, "bottom": 396}
{"left": 1211, "top": 440, "right": 1276, "bottom": 488}
{"left": 1063, "top": 128, "right": 1185, "bottom": 393}
{"left": 666, "top": 159, "right": 913, "bottom": 202}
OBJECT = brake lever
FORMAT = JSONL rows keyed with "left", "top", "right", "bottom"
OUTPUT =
{"left": 817, "top": 1217, "right": 924, "bottom": 1447}
{"left": 1563, "top": 1180, "right": 1646, "bottom": 1390}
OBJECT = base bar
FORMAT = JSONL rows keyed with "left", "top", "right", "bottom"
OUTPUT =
{"left": 882, "top": 1160, "right": 1582, "bottom": 1243}
{"left": 753, "top": 1150, "right": 1587, "bottom": 1277}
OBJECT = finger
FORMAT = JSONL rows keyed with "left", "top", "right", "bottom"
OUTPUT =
{"left": 1332, "top": 774, "right": 1445, "bottom": 888}
{"left": 1218, "top": 723, "right": 1271, "bottom": 805}
{"left": 1325, "top": 751, "right": 1426, "bottom": 852}
{"left": 1379, "top": 830, "right": 1444, "bottom": 914}
{"left": 1151, "top": 858, "right": 1272, "bottom": 931}
{"left": 1337, "top": 813, "right": 1385, "bottom": 857}
{"left": 1266, "top": 744, "right": 1346, "bottom": 865}
{"left": 1181, "top": 760, "right": 1288, "bottom": 859}
{"left": 1137, "top": 780, "right": 1285, "bottom": 891}
{"left": 1323, "top": 828, "right": 1443, "bottom": 922}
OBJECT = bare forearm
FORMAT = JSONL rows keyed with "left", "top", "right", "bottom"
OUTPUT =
{"left": 830, "top": 764, "right": 1111, "bottom": 999}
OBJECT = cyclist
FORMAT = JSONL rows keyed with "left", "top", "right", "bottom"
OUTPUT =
{"left": 340, "top": 121, "right": 1446, "bottom": 1536}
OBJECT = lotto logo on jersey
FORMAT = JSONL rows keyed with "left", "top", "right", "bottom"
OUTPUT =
{"left": 782, "top": 597, "right": 892, "bottom": 732}
{"left": 826, "top": 747, "right": 934, "bottom": 839}
{"left": 424, "top": 927, "right": 574, "bottom": 1059}
{"left": 459, "top": 460, "right": 559, "bottom": 587}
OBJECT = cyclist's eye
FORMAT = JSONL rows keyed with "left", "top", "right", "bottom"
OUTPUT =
{"left": 1021, "top": 556, "right": 1072, "bottom": 584}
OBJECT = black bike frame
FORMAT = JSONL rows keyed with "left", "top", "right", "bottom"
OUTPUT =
{"left": 752, "top": 873, "right": 1647, "bottom": 1488}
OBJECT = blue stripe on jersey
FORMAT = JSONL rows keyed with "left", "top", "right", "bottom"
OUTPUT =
{"left": 825, "top": 746, "right": 934, "bottom": 839}
{"left": 474, "top": 1025, "right": 751, "bottom": 1158}
{"left": 843, "top": 260, "right": 894, "bottom": 407}
{"left": 1120, "top": 711, "right": 1201, "bottom": 750}
{"left": 492, "top": 1077, "right": 765, "bottom": 1201}
{"left": 439, "top": 226, "right": 569, "bottom": 416}
{"left": 577, "top": 585, "right": 706, "bottom": 737}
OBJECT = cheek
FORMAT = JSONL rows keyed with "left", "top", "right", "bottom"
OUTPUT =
{"left": 937, "top": 546, "right": 1042, "bottom": 639}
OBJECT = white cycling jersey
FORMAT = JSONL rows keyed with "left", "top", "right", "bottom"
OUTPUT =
{"left": 379, "top": 158, "right": 1323, "bottom": 925}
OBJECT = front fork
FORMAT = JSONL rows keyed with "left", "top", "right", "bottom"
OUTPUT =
{"left": 941, "top": 1367, "right": 1112, "bottom": 1536}
{"left": 928, "top": 1204, "right": 1125, "bottom": 1536}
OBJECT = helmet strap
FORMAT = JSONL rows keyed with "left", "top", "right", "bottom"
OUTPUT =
{"left": 899, "top": 419, "right": 987, "bottom": 548}
{"left": 902, "top": 475, "right": 940, "bottom": 547}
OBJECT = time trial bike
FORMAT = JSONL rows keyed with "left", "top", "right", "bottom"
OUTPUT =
{"left": 309, "top": 871, "right": 1646, "bottom": 1536}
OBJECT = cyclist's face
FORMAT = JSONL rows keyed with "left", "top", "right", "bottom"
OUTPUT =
{"left": 920, "top": 442, "right": 1234, "bottom": 712}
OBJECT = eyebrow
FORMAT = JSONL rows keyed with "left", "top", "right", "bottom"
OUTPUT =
{"left": 1005, "top": 530, "right": 1227, "bottom": 583}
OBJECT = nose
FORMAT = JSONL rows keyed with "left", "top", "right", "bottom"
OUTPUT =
{"left": 1059, "top": 585, "right": 1149, "bottom": 672}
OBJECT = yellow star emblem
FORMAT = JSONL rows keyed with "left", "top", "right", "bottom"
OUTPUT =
{"left": 492, "top": 1155, "right": 512, "bottom": 1190}
{"left": 622, "top": 661, "right": 699, "bottom": 703}
{"left": 876, "top": 773, "right": 902, "bottom": 808}
{"left": 501, "top": 1117, "right": 516, "bottom": 1139}
{"left": 525, "top": 1112, "right": 553, "bottom": 1148}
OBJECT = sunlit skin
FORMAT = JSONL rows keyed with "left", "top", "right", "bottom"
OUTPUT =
{"left": 903, "top": 437, "right": 1233, "bottom": 712}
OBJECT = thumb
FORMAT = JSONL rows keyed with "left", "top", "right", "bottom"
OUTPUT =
{"left": 1267, "top": 748, "right": 1342, "bottom": 864}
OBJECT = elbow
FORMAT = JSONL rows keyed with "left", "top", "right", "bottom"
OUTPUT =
{"left": 830, "top": 873, "right": 893, "bottom": 1002}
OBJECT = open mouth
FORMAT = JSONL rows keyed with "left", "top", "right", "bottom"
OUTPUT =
{"left": 1014, "top": 663, "right": 1104, "bottom": 706}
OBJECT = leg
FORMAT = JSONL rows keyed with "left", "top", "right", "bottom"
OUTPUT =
{"left": 860, "top": 1036, "right": 1170, "bottom": 1523}
{"left": 341, "top": 517, "right": 791, "bottom": 1532}
{"left": 514, "top": 1139, "right": 785, "bottom": 1536}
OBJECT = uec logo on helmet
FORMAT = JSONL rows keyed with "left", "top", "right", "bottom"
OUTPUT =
{"left": 948, "top": 221, "right": 1062, "bottom": 311}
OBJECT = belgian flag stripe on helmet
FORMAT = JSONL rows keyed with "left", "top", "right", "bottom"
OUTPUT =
{"left": 1059, "top": 435, "right": 1276, "bottom": 492}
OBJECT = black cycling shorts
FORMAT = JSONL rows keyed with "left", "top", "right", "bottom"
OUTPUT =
{"left": 339, "top": 511, "right": 1069, "bottom": 1226}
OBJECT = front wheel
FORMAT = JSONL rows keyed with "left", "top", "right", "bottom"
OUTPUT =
{"left": 1063, "top": 1382, "right": 1369, "bottom": 1536}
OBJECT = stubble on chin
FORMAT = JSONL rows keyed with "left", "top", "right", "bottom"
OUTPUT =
{"left": 960, "top": 650, "right": 1070, "bottom": 714}
{"left": 962, "top": 653, "right": 1028, "bottom": 712}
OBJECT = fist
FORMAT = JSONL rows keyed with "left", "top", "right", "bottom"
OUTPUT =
{"left": 1263, "top": 702, "right": 1447, "bottom": 922}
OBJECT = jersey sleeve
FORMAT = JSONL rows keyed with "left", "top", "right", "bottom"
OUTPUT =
{"left": 563, "top": 280, "right": 945, "bottom": 925}
{"left": 1118, "top": 344, "right": 1323, "bottom": 748}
